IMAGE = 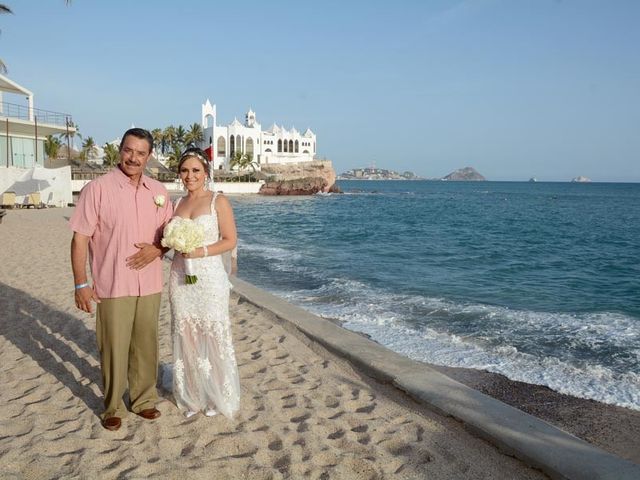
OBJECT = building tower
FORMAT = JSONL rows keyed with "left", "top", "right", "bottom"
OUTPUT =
{"left": 245, "top": 108, "right": 256, "bottom": 127}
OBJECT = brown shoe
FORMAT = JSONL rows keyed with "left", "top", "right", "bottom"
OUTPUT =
{"left": 136, "top": 408, "right": 161, "bottom": 420}
{"left": 102, "top": 416, "right": 122, "bottom": 431}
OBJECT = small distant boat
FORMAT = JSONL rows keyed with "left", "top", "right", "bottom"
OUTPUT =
{"left": 529, "top": 177, "right": 538, "bottom": 182}
{"left": 571, "top": 176, "right": 592, "bottom": 183}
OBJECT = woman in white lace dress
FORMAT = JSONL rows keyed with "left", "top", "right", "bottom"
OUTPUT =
{"left": 168, "top": 148, "right": 240, "bottom": 418}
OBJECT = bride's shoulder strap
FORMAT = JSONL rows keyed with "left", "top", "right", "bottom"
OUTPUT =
{"left": 174, "top": 196, "right": 183, "bottom": 208}
{"left": 211, "top": 190, "right": 224, "bottom": 209}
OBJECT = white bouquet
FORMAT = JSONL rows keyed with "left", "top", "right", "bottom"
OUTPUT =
{"left": 161, "top": 217, "right": 205, "bottom": 284}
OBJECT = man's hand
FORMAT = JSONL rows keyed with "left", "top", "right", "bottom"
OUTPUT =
{"left": 75, "top": 286, "right": 100, "bottom": 313}
{"left": 71, "top": 232, "right": 98, "bottom": 313}
{"left": 127, "top": 243, "right": 161, "bottom": 270}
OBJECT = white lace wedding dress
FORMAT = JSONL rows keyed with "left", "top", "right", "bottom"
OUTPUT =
{"left": 168, "top": 193, "right": 240, "bottom": 418}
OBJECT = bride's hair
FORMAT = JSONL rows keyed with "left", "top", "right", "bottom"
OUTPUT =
{"left": 178, "top": 147, "right": 211, "bottom": 175}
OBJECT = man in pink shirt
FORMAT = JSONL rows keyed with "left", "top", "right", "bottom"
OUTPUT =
{"left": 70, "top": 128, "right": 173, "bottom": 431}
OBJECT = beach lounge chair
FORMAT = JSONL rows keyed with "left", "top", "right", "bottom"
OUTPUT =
{"left": 21, "top": 192, "right": 41, "bottom": 209}
{"left": 1, "top": 191, "right": 16, "bottom": 209}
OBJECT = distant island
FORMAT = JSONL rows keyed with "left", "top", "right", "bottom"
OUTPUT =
{"left": 338, "top": 166, "right": 487, "bottom": 181}
{"left": 442, "top": 167, "right": 486, "bottom": 181}
{"left": 338, "top": 167, "right": 423, "bottom": 180}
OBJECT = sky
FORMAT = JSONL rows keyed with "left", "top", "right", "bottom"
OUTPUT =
{"left": 2, "top": 0, "right": 639, "bottom": 181}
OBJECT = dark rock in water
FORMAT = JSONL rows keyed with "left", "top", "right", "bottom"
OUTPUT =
{"left": 259, "top": 177, "right": 328, "bottom": 195}
{"left": 328, "top": 183, "right": 343, "bottom": 194}
{"left": 442, "top": 167, "right": 486, "bottom": 181}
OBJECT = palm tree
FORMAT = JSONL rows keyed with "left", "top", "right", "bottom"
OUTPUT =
{"left": 151, "top": 128, "right": 163, "bottom": 156}
{"left": 163, "top": 126, "right": 176, "bottom": 154}
{"left": 44, "top": 135, "right": 62, "bottom": 167}
{"left": 80, "top": 136, "right": 96, "bottom": 163}
{"left": 185, "top": 123, "right": 204, "bottom": 148}
{"left": 103, "top": 143, "right": 119, "bottom": 167}
{"left": 166, "top": 144, "right": 182, "bottom": 172}
{"left": 175, "top": 125, "right": 186, "bottom": 148}
{"left": 239, "top": 153, "right": 259, "bottom": 182}
{"left": 59, "top": 120, "right": 82, "bottom": 160}
{"left": 229, "top": 152, "right": 258, "bottom": 182}
{"left": 229, "top": 151, "right": 244, "bottom": 181}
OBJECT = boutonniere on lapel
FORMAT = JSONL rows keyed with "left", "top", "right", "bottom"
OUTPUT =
{"left": 154, "top": 195, "right": 166, "bottom": 209}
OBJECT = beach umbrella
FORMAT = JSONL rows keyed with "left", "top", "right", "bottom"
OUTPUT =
{"left": 5, "top": 167, "right": 51, "bottom": 195}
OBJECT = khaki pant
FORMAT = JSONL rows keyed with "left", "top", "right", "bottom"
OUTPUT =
{"left": 96, "top": 294, "right": 161, "bottom": 419}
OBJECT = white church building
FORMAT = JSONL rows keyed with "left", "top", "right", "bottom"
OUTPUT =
{"left": 200, "top": 100, "right": 316, "bottom": 171}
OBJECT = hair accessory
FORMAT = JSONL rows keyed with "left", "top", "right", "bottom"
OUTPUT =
{"left": 180, "top": 149, "right": 209, "bottom": 164}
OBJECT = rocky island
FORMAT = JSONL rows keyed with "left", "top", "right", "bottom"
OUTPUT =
{"left": 338, "top": 167, "right": 422, "bottom": 180}
{"left": 442, "top": 167, "right": 486, "bottom": 181}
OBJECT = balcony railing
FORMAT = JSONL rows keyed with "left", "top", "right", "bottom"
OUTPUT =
{"left": 0, "top": 101, "right": 72, "bottom": 127}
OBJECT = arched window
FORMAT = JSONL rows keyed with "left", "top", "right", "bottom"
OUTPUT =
{"left": 217, "top": 136, "right": 226, "bottom": 156}
{"left": 289, "top": 140, "right": 294, "bottom": 153}
{"left": 303, "top": 150, "right": 309, "bottom": 154}
{"left": 265, "top": 148, "right": 272, "bottom": 153}
{"left": 295, "top": 140, "right": 299, "bottom": 153}
{"left": 283, "top": 140, "right": 288, "bottom": 152}
{"left": 246, "top": 137, "right": 254, "bottom": 160}
{"left": 277, "top": 139, "right": 282, "bottom": 152}
{"left": 229, "top": 136, "right": 235, "bottom": 157}
{"left": 236, "top": 135, "right": 242, "bottom": 153}
{"left": 203, "top": 114, "right": 214, "bottom": 128}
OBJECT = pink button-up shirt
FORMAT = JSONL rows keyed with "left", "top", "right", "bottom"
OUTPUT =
{"left": 69, "top": 167, "right": 173, "bottom": 299}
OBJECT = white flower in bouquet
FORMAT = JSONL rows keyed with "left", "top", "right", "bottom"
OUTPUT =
{"left": 161, "top": 217, "right": 205, "bottom": 284}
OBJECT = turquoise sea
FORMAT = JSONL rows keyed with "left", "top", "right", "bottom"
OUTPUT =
{"left": 230, "top": 180, "right": 640, "bottom": 410}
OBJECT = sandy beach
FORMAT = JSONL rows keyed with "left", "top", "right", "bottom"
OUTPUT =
{"left": 0, "top": 207, "right": 636, "bottom": 478}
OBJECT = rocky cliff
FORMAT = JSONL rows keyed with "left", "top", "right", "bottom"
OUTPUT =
{"left": 259, "top": 160, "right": 337, "bottom": 195}
{"left": 442, "top": 167, "right": 486, "bottom": 181}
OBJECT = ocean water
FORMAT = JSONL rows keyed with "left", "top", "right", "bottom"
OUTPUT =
{"left": 230, "top": 181, "right": 640, "bottom": 410}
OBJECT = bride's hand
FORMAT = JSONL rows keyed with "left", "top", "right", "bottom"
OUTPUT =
{"left": 127, "top": 243, "right": 161, "bottom": 269}
{"left": 183, "top": 247, "right": 206, "bottom": 259}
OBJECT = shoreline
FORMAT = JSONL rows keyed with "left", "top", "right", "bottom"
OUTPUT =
{"left": 1, "top": 207, "right": 638, "bottom": 478}
{"left": 232, "top": 277, "right": 640, "bottom": 475}
{"left": 315, "top": 314, "right": 639, "bottom": 463}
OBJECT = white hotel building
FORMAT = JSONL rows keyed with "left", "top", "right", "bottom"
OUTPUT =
{"left": 0, "top": 74, "right": 76, "bottom": 206}
{"left": 200, "top": 99, "right": 316, "bottom": 171}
